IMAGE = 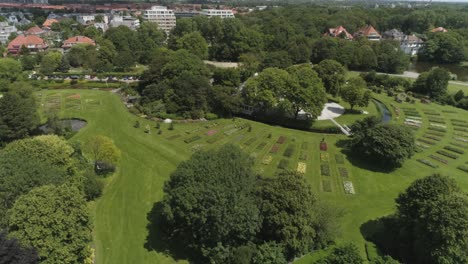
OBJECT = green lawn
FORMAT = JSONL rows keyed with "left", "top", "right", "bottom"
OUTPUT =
{"left": 38, "top": 89, "right": 468, "bottom": 264}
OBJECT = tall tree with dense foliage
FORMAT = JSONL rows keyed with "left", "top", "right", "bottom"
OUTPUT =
{"left": 314, "top": 59, "right": 347, "bottom": 96}
{"left": 39, "top": 52, "right": 62, "bottom": 75}
{"left": 350, "top": 124, "right": 415, "bottom": 169}
{"left": 0, "top": 231, "right": 38, "bottom": 264}
{"left": 159, "top": 145, "right": 261, "bottom": 261}
{"left": 411, "top": 68, "right": 450, "bottom": 99}
{"left": 419, "top": 32, "right": 465, "bottom": 64}
{"left": 175, "top": 31, "right": 208, "bottom": 60}
{"left": 84, "top": 135, "right": 121, "bottom": 166}
{"left": 8, "top": 185, "right": 92, "bottom": 264}
{"left": 318, "top": 243, "right": 364, "bottom": 264}
{"left": 0, "top": 58, "right": 22, "bottom": 81}
{"left": 341, "top": 77, "right": 372, "bottom": 110}
{"left": 0, "top": 87, "right": 39, "bottom": 142}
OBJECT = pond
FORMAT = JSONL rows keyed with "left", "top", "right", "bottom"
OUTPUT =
{"left": 39, "top": 118, "right": 87, "bottom": 133}
{"left": 409, "top": 61, "right": 468, "bottom": 82}
{"left": 372, "top": 100, "right": 392, "bottom": 123}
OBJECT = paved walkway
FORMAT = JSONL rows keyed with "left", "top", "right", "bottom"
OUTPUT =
{"left": 376, "top": 71, "right": 468, "bottom": 87}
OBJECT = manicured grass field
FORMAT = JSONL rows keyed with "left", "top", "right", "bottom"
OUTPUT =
{"left": 38, "top": 89, "right": 468, "bottom": 264}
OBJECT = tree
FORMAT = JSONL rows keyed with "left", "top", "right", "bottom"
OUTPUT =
{"left": 8, "top": 185, "right": 92, "bottom": 264}
{"left": 350, "top": 124, "right": 415, "bottom": 169}
{"left": 252, "top": 242, "right": 286, "bottom": 264}
{"left": 159, "top": 145, "right": 261, "bottom": 261}
{"left": 411, "top": 68, "right": 450, "bottom": 99}
{"left": 175, "top": 32, "right": 208, "bottom": 60}
{"left": 419, "top": 32, "right": 465, "bottom": 63}
{"left": 210, "top": 85, "right": 242, "bottom": 117}
{"left": 256, "top": 171, "right": 322, "bottom": 259}
{"left": 314, "top": 59, "right": 347, "bottom": 96}
{"left": 391, "top": 175, "right": 468, "bottom": 264}
{"left": 0, "top": 58, "right": 22, "bottom": 81}
{"left": 0, "top": 87, "right": 39, "bottom": 142}
{"left": 341, "top": 77, "right": 372, "bottom": 110}
{"left": 84, "top": 135, "right": 121, "bottom": 165}
{"left": 136, "top": 22, "right": 165, "bottom": 64}
{"left": 0, "top": 231, "right": 38, "bottom": 264}
{"left": 319, "top": 244, "right": 364, "bottom": 264}
{"left": 39, "top": 52, "right": 62, "bottom": 75}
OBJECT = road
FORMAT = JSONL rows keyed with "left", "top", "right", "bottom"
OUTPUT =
{"left": 378, "top": 71, "right": 468, "bottom": 87}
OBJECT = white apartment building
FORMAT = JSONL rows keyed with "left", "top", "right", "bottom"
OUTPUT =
{"left": 201, "top": 9, "right": 235, "bottom": 18}
{"left": 143, "top": 6, "right": 176, "bottom": 33}
{"left": 110, "top": 16, "right": 140, "bottom": 30}
{"left": 0, "top": 22, "right": 17, "bottom": 44}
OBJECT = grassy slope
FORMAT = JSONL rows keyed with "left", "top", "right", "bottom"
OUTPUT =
{"left": 39, "top": 89, "right": 468, "bottom": 264}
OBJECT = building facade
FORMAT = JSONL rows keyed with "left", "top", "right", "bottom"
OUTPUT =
{"left": 400, "top": 34, "right": 424, "bottom": 56}
{"left": 143, "top": 6, "right": 176, "bottom": 33}
{"left": 0, "top": 22, "right": 17, "bottom": 44}
{"left": 200, "top": 9, "right": 235, "bottom": 18}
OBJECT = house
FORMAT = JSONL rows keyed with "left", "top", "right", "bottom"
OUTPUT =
{"left": 77, "top": 14, "right": 95, "bottom": 25}
{"left": 0, "top": 22, "right": 17, "bottom": 44}
{"left": 94, "top": 22, "right": 109, "bottom": 32}
{"left": 42, "top": 18, "right": 59, "bottom": 30}
{"left": 200, "top": 9, "right": 235, "bottom": 18}
{"left": 431, "top": 27, "right": 448, "bottom": 33}
{"left": 7, "top": 34, "right": 48, "bottom": 54}
{"left": 325, "top": 26, "right": 353, "bottom": 40}
{"left": 400, "top": 34, "right": 424, "bottom": 56}
{"left": 382, "top": 29, "right": 405, "bottom": 41}
{"left": 354, "top": 25, "right": 381, "bottom": 41}
{"left": 25, "top": 26, "right": 45, "bottom": 36}
{"left": 109, "top": 16, "right": 140, "bottom": 30}
{"left": 62, "top": 36, "right": 95, "bottom": 49}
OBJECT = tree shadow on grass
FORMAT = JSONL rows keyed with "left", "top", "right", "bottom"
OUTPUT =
{"left": 144, "top": 202, "right": 192, "bottom": 261}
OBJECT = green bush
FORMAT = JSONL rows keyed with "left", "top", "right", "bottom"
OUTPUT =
{"left": 205, "top": 113, "right": 218, "bottom": 120}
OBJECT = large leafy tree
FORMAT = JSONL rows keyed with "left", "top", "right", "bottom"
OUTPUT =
{"left": 411, "top": 68, "right": 450, "bottom": 99}
{"left": 84, "top": 135, "right": 121, "bottom": 166}
{"left": 314, "top": 59, "right": 347, "bottom": 97}
{"left": 350, "top": 124, "right": 415, "bottom": 169}
{"left": 39, "top": 52, "right": 62, "bottom": 75}
{"left": 341, "top": 77, "right": 372, "bottom": 110}
{"left": 318, "top": 244, "right": 364, "bottom": 264}
{"left": 0, "top": 230, "right": 38, "bottom": 264}
{"left": 419, "top": 32, "right": 465, "bottom": 63}
{"left": 392, "top": 175, "right": 468, "bottom": 264}
{"left": 0, "top": 58, "right": 22, "bottom": 81}
{"left": 256, "top": 171, "right": 321, "bottom": 259}
{"left": 175, "top": 31, "right": 208, "bottom": 60}
{"left": 0, "top": 135, "right": 76, "bottom": 227}
{"left": 0, "top": 87, "right": 39, "bottom": 142}
{"left": 160, "top": 145, "right": 261, "bottom": 261}
{"left": 8, "top": 185, "right": 92, "bottom": 264}
{"left": 136, "top": 22, "right": 165, "bottom": 64}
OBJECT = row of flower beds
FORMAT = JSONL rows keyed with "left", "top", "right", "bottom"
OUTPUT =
{"left": 184, "top": 135, "right": 202, "bottom": 144}
{"left": 429, "top": 154, "right": 448, "bottom": 164}
{"left": 444, "top": 145, "right": 465, "bottom": 154}
{"left": 418, "top": 138, "right": 436, "bottom": 145}
{"left": 417, "top": 159, "right": 439, "bottom": 168}
{"left": 457, "top": 165, "right": 468, "bottom": 173}
{"left": 436, "top": 150, "right": 459, "bottom": 159}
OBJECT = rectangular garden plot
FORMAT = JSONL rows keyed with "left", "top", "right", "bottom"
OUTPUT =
{"left": 443, "top": 146, "right": 464, "bottom": 154}
{"left": 322, "top": 180, "right": 332, "bottom": 192}
{"left": 243, "top": 137, "right": 257, "bottom": 146}
{"left": 278, "top": 159, "right": 289, "bottom": 169}
{"left": 417, "top": 159, "right": 439, "bottom": 168}
{"left": 343, "top": 181, "right": 355, "bottom": 194}
{"left": 276, "top": 136, "right": 287, "bottom": 144}
{"left": 262, "top": 155, "right": 273, "bottom": 165}
{"left": 457, "top": 165, "right": 468, "bottom": 173}
{"left": 283, "top": 145, "right": 295, "bottom": 158}
{"left": 270, "top": 144, "right": 280, "bottom": 153}
{"left": 321, "top": 163, "right": 331, "bottom": 176}
{"left": 301, "top": 142, "right": 309, "bottom": 150}
{"left": 320, "top": 153, "right": 329, "bottom": 162}
{"left": 418, "top": 138, "right": 436, "bottom": 145}
{"left": 299, "top": 151, "right": 308, "bottom": 161}
{"left": 436, "top": 150, "right": 458, "bottom": 159}
{"left": 429, "top": 155, "right": 448, "bottom": 164}
{"left": 256, "top": 142, "right": 267, "bottom": 150}
{"left": 184, "top": 135, "right": 202, "bottom": 144}
{"left": 297, "top": 162, "right": 306, "bottom": 174}
{"left": 335, "top": 154, "right": 345, "bottom": 164}
{"left": 166, "top": 134, "right": 181, "bottom": 140}
{"left": 339, "top": 167, "right": 349, "bottom": 178}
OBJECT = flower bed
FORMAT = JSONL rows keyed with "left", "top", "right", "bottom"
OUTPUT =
{"left": 322, "top": 180, "right": 332, "bottom": 192}
{"left": 206, "top": 129, "right": 218, "bottom": 136}
{"left": 321, "top": 163, "right": 330, "bottom": 176}
{"left": 444, "top": 145, "right": 465, "bottom": 154}
{"left": 343, "top": 181, "right": 355, "bottom": 194}
{"left": 278, "top": 159, "right": 289, "bottom": 169}
{"left": 451, "top": 118, "right": 467, "bottom": 123}
{"left": 243, "top": 137, "right": 257, "bottom": 146}
{"left": 424, "top": 112, "right": 440, "bottom": 116}
{"left": 301, "top": 142, "right": 309, "bottom": 150}
{"left": 297, "top": 162, "right": 306, "bottom": 174}
{"left": 429, "top": 155, "right": 448, "bottom": 164}
{"left": 339, "top": 167, "right": 349, "bottom": 178}
{"left": 418, "top": 138, "right": 436, "bottom": 145}
{"left": 436, "top": 150, "right": 459, "bottom": 159}
{"left": 276, "top": 136, "right": 287, "bottom": 144}
{"left": 283, "top": 145, "right": 295, "bottom": 158}
{"left": 426, "top": 131, "right": 445, "bottom": 137}
{"left": 335, "top": 154, "right": 345, "bottom": 164}
{"left": 320, "top": 141, "right": 328, "bottom": 151}
{"left": 428, "top": 126, "right": 446, "bottom": 133}
{"left": 262, "top": 155, "right": 273, "bottom": 165}
{"left": 430, "top": 123, "right": 446, "bottom": 128}
{"left": 184, "top": 135, "right": 202, "bottom": 144}
{"left": 417, "top": 159, "right": 438, "bottom": 168}
{"left": 224, "top": 128, "right": 239, "bottom": 136}
{"left": 424, "top": 135, "right": 441, "bottom": 141}
{"left": 452, "top": 122, "right": 468, "bottom": 128}
{"left": 207, "top": 136, "right": 221, "bottom": 144}
{"left": 454, "top": 132, "right": 468, "bottom": 137}
{"left": 406, "top": 116, "right": 422, "bottom": 120}
{"left": 454, "top": 137, "right": 468, "bottom": 143}
{"left": 457, "top": 165, "right": 468, "bottom": 173}
{"left": 443, "top": 110, "right": 457, "bottom": 113}
{"left": 320, "top": 153, "right": 329, "bottom": 162}
{"left": 450, "top": 142, "right": 468, "bottom": 149}
{"left": 454, "top": 127, "right": 468, "bottom": 133}
{"left": 167, "top": 134, "right": 181, "bottom": 140}
{"left": 270, "top": 144, "right": 280, "bottom": 153}
{"left": 256, "top": 142, "right": 267, "bottom": 150}
{"left": 233, "top": 134, "right": 245, "bottom": 143}
{"left": 428, "top": 118, "right": 445, "bottom": 124}
{"left": 415, "top": 142, "right": 429, "bottom": 149}
{"left": 299, "top": 151, "right": 308, "bottom": 161}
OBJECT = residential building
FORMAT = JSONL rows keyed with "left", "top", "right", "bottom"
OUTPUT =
{"left": 25, "top": 25, "right": 45, "bottom": 36}
{"left": 200, "top": 9, "right": 235, "bottom": 18}
{"left": 42, "top": 18, "right": 59, "bottom": 30}
{"left": 7, "top": 34, "right": 48, "bottom": 54}
{"left": 325, "top": 25, "right": 353, "bottom": 40}
{"left": 0, "top": 22, "right": 17, "bottom": 44}
{"left": 354, "top": 25, "right": 381, "bottom": 41}
{"left": 382, "top": 29, "right": 405, "bottom": 41}
{"left": 77, "top": 14, "right": 95, "bottom": 25}
{"left": 143, "top": 6, "right": 176, "bottom": 33}
{"left": 431, "top": 27, "right": 448, "bottom": 33}
{"left": 400, "top": 34, "right": 424, "bottom": 56}
{"left": 94, "top": 22, "right": 109, "bottom": 32}
{"left": 62, "top": 36, "right": 95, "bottom": 49}
{"left": 109, "top": 16, "right": 140, "bottom": 30}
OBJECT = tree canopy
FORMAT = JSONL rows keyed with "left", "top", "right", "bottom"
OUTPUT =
{"left": 314, "top": 60, "right": 347, "bottom": 96}
{"left": 411, "top": 68, "right": 451, "bottom": 99}
{"left": 341, "top": 77, "right": 372, "bottom": 110}
{"left": 0, "top": 231, "right": 38, "bottom": 264}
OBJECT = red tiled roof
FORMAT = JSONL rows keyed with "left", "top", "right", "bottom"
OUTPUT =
{"left": 431, "top": 27, "right": 448, "bottom": 33}
{"left": 62, "top": 36, "right": 96, "bottom": 48}
{"left": 327, "top": 26, "right": 353, "bottom": 40}
{"left": 43, "top": 18, "right": 59, "bottom": 28}
{"left": 354, "top": 25, "right": 381, "bottom": 39}
{"left": 7, "top": 34, "right": 47, "bottom": 53}
{"left": 26, "top": 25, "right": 45, "bottom": 35}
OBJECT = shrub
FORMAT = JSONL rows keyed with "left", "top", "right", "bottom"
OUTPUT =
{"left": 283, "top": 144, "right": 295, "bottom": 158}
{"left": 134, "top": 120, "right": 140, "bottom": 128}
{"left": 95, "top": 161, "right": 116, "bottom": 175}
{"left": 169, "top": 123, "right": 174, "bottom": 130}
{"left": 184, "top": 135, "right": 202, "bottom": 144}
{"left": 321, "top": 163, "right": 330, "bottom": 176}
{"left": 156, "top": 122, "right": 161, "bottom": 129}
{"left": 278, "top": 159, "right": 289, "bottom": 169}
{"left": 436, "top": 150, "right": 459, "bottom": 159}
{"left": 443, "top": 145, "right": 464, "bottom": 154}
{"left": 205, "top": 113, "right": 218, "bottom": 120}
{"left": 267, "top": 133, "right": 272, "bottom": 138}
{"left": 84, "top": 171, "right": 104, "bottom": 201}
{"left": 158, "top": 130, "right": 162, "bottom": 135}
